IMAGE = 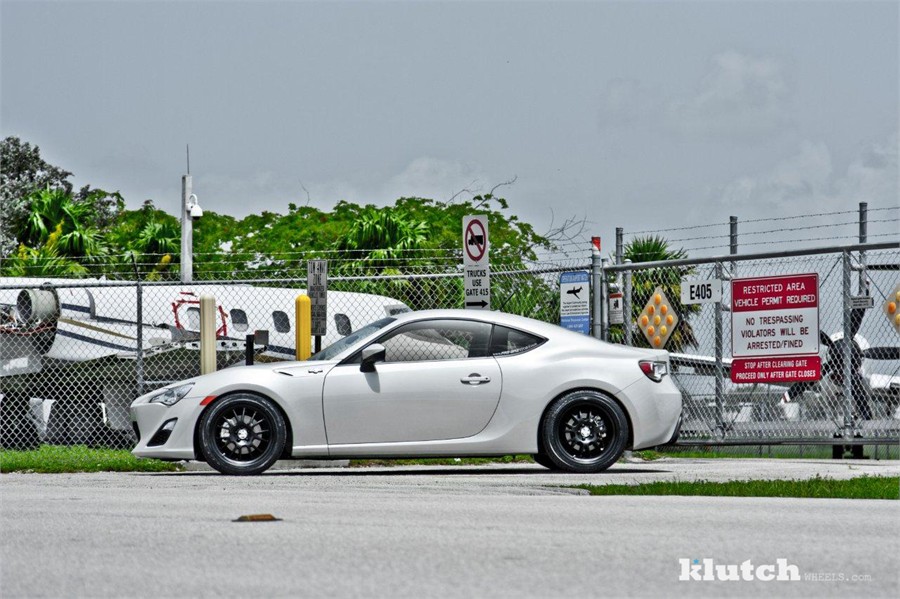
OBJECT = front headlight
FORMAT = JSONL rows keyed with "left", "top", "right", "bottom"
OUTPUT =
{"left": 148, "top": 383, "right": 194, "bottom": 407}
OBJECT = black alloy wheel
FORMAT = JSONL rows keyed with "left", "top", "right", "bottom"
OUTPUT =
{"left": 199, "top": 393, "right": 286, "bottom": 475}
{"left": 540, "top": 390, "right": 629, "bottom": 473}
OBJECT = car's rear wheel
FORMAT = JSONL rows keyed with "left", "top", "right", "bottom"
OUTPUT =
{"left": 540, "top": 390, "right": 629, "bottom": 473}
{"left": 199, "top": 393, "right": 286, "bottom": 475}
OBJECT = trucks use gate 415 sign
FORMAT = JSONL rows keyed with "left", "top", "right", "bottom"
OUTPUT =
{"left": 730, "top": 273, "right": 821, "bottom": 384}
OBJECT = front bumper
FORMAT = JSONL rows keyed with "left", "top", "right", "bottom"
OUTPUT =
{"left": 131, "top": 395, "right": 203, "bottom": 461}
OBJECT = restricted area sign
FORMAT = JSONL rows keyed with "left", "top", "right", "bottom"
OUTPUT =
{"left": 731, "top": 273, "right": 821, "bottom": 384}
{"left": 307, "top": 259, "right": 328, "bottom": 336}
{"left": 463, "top": 215, "right": 490, "bottom": 310}
{"left": 559, "top": 271, "right": 590, "bottom": 334}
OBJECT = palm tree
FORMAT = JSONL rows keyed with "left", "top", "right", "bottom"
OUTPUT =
{"left": 20, "top": 186, "right": 107, "bottom": 262}
{"left": 4, "top": 224, "right": 88, "bottom": 277}
{"left": 335, "top": 207, "right": 430, "bottom": 272}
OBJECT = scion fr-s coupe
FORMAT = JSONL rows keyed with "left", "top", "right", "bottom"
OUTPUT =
{"left": 131, "top": 310, "right": 682, "bottom": 475}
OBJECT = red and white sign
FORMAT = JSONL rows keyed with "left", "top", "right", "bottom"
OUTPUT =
{"left": 731, "top": 273, "right": 820, "bottom": 384}
{"left": 463, "top": 216, "right": 489, "bottom": 266}
{"left": 731, "top": 356, "right": 821, "bottom": 384}
{"left": 463, "top": 215, "right": 490, "bottom": 310}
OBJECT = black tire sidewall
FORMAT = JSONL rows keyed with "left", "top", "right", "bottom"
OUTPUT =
{"left": 541, "top": 390, "right": 629, "bottom": 473}
{"left": 199, "top": 394, "right": 286, "bottom": 475}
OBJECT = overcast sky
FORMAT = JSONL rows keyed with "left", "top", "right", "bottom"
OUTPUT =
{"left": 2, "top": 0, "right": 897, "bottom": 254}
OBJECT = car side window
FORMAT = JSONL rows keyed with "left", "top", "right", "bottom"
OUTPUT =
{"left": 376, "top": 320, "right": 492, "bottom": 363}
{"left": 490, "top": 325, "right": 545, "bottom": 356}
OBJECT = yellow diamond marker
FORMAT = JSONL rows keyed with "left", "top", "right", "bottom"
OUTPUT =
{"left": 638, "top": 286, "right": 679, "bottom": 348}
{"left": 886, "top": 283, "right": 900, "bottom": 334}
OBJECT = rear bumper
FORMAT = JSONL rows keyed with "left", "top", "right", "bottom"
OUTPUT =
{"left": 665, "top": 412, "right": 683, "bottom": 445}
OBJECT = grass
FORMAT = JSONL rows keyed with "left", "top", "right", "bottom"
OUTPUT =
{"left": 573, "top": 475, "right": 900, "bottom": 500}
{"left": 0, "top": 445, "right": 181, "bottom": 474}
{"left": 632, "top": 445, "right": 900, "bottom": 460}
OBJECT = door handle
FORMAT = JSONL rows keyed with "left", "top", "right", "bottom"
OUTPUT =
{"left": 460, "top": 374, "right": 491, "bottom": 385}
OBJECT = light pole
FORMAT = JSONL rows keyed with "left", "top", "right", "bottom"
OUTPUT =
{"left": 180, "top": 160, "right": 202, "bottom": 283}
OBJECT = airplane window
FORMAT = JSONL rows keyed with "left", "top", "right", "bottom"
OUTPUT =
{"left": 185, "top": 307, "right": 200, "bottom": 330}
{"left": 335, "top": 313, "right": 352, "bottom": 336}
{"left": 272, "top": 311, "right": 290, "bottom": 333}
{"left": 230, "top": 309, "right": 249, "bottom": 332}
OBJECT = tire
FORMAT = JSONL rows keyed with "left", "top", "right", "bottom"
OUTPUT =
{"left": 198, "top": 393, "right": 286, "bottom": 475}
{"left": 531, "top": 453, "right": 558, "bottom": 470}
{"left": 540, "top": 390, "right": 629, "bottom": 473}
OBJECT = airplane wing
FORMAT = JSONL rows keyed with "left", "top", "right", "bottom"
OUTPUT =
{"left": 669, "top": 352, "right": 733, "bottom": 375}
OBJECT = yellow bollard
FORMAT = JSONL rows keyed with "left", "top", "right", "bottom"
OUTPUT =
{"left": 296, "top": 295, "right": 312, "bottom": 360}
{"left": 199, "top": 294, "right": 217, "bottom": 374}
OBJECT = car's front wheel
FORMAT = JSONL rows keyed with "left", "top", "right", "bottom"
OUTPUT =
{"left": 540, "top": 390, "right": 629, "bottom": 473}
{"left": 199, "top": 393, "right": 286, "bottom": 475}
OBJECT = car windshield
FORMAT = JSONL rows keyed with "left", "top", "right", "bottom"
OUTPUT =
{"left": 307, "top": 317, "right": 397, "bottom": 361}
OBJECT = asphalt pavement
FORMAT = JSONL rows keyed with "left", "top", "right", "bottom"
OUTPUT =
{"left": 1, "top": 458, "right": 898, "bottom": 598}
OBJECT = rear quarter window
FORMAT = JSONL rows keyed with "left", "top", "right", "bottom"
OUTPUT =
{"left": 490, "top": 325, "right": 545, "bottom": 356}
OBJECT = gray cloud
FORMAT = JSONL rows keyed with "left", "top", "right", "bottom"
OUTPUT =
{"left": 713, "top": 133, "right": 898, "bottom": 216}
{"left": 666, "top": 51, "right": 793, "bottom": 141}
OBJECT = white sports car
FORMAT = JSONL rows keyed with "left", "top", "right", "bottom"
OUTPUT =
{"left": 131, "top": 310, "right": 682, "bottom": 475}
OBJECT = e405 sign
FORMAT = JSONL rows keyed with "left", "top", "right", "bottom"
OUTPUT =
{"left": 681, "top": 279, "right": 722, "bottom": 305}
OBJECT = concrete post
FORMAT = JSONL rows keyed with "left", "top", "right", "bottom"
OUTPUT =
{"left": 199, "top": 294, "right": 216, "bottom": 374}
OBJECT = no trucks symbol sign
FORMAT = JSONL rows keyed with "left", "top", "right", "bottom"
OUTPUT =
{"left": 463, "top": 216, "right": 488, "bottom": 266}
{"left": 463, "top": 215, "right": 490, "bottom": 310}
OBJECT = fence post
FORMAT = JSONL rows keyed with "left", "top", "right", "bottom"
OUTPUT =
{"left": 859, "top": 202, "right": 868, "bottom": 295}
{"left": 601, "top": 258, "right": 610, "bottom": 341}
{"left": 714, "top": 260, "right": 725, "bottom": 440}
{"left": 623, "top": 259, "right": 633, "bottom": 346}
{"left": 841, "top": 251, "right": 854, "bottom": 441}
{"left": 135, "top": 281, "right": 144, "bottom": 398}
{"left": 730, "top": 216, "right": 738, "bottom": 278}
{"left": 591, "top": 242, "right": 603, "bottom": 340}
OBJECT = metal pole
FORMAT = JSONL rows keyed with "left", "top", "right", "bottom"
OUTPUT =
{"left": 859, "top": 202, "right": 868, "bottom": 295}
{"left": 623, "top": 259, "right": 633, "bottom": 346}
{"left": 601, "top": 258, "right": 609, "bottom": 341}
{"left": 729, "top": 216, "right": 738, "bottom": 279}
{"left": 615, "top": 228, "right": 624, "bottom": 265}
{"left": 729, "top": 216, "right": 738, "bottom": 255}
{"left": 714, "top": 260, "right": 725, "bottom": 440}
{"left": 180, "top": 174, "right": 193, "bottom": 283}
{"left": 842, "top": 251, "right": 854, "bottom": 440}
{"left": 591, "top": 242, "right": 603, "bottom": 340}
{"left": 130, "top": 254, "right": 144, "bottom": 398}
{"left": 245, "top": 334, "right": 255, "bottom": 366}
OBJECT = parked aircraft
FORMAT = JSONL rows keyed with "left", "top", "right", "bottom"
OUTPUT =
{"left": 1, "top": 277, "right": 411, "bottom": 377}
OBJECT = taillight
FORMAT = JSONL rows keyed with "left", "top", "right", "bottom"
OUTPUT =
{"left": 639, "top": 360, "right": 668, "bottom": 382}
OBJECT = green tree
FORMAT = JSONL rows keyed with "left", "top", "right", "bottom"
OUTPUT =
{"left": 3, "top": 224, "right": 88, "bottom": 277}
{"left": 1, "top": 137, "right": 74, "bottom": 256}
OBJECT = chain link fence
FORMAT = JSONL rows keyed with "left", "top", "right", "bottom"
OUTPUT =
{"left": 2, "top": 243, "right": 898, "bottom": 456}
{"left": 604, "top": 243, "right": 900, "bottom": 454}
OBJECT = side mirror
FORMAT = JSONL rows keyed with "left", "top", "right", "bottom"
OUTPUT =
{"left": 360, "top": 343, "right": 386, "bottom": 372}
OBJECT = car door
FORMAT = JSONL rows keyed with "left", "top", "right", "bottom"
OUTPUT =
{"left": 322, "top": 319, "right": 501, "bottom": 444}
